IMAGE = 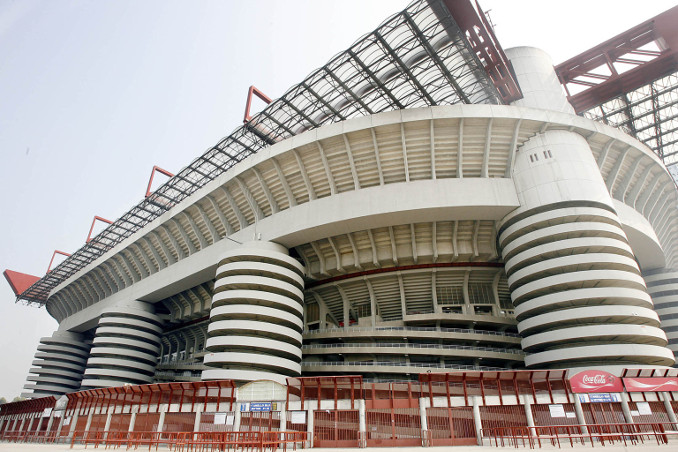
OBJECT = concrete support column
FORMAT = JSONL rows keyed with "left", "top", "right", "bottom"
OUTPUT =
{"left": 307, "top": 404, "right": 315, "bottom": 448}
{"left": 17, "top": 417, "right": 26, "bottom": 433}
{"left": 156, "top": 409, "right": 167, "bottom": 433}
{"left": 84, "top": 411, "right": 94, "bottom": 433}
{"left": 68, "top": 411, "right": 81, "bottom": 438}
{"left": 128, "top": 412, "right": 137, "bottom": 432}
{"left": 523, "top": 396, "right": 535, "bottom": 436}
{"left": 26, "top": 416, "right": 36, "bottom": 434}
{"left": 45, "top": 412, "right": 56, "bottom": 436}
{"left": 81, "top": 301, "right": 162, "bottom": 390}
{"left": 54, "top": 414, "right": 65, "bottom": 438}
{"left": 620, "top": 393, "right": 634, "bottom": 424}
{"left": 419, "top": 397, "right": 429, "bottom": 446}
{"left": 103, "top": 411, "right": 113, "bottom": 433}
{"left": 233, "top": 406, "right": 241, "bottom": 432}
{"left": 573, "top": 394, "right": 589, "bottom": 434}
{"left": 472, "top": 396, "right": 483, "bottom": 446}
{"left": 499, "top": 47, "right": 675, "bottom": 369}
{"left": 21, "top": 330, "right": 91, "bottom": 398}
{"left": 661, "top": 392, "right": 678, "bottom": 424}
{"left": 279, "top": 403, "right": 287, "bottom": 431}
{"left": 358, "top": 398, "right": 366, "bottom": 436}
{"left": 201, "top": 241, "right": 305, "bottom": 385}
{"left": 193, "top": 408, "right": 202, "bottom": 434}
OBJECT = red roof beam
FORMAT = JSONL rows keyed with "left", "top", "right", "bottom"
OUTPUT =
{"left": 145, "top": 166, "right": 174, "bottom": 198}
{"left": 555, "top": 5, "right": 678, "bottom": 113}
{"left": 86, "top": 216, "right": 113, "bottom": 243}
{"left": 47, "top": 250, "right": 71, "bottom": 274}
{"left": 442, "top": 0, "right": 522, "bottom": 103}
{"left": 243, "top": 85, "right": 272, "bottom": 124}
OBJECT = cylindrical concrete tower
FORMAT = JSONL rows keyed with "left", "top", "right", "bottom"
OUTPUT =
{"left": 644, "top": 269, "right": 678, "bottom": 361}
{"left": 80, "top": 301, "right": 162, "bottom": 389}
{"left": 201, "top": 241, "right": 305, "bottom": 385}
{"left": 22, "top": 331, "right": 91, "bottom": 398}
{"left": 498, "top": 47, "right": 674, "bottom": 368}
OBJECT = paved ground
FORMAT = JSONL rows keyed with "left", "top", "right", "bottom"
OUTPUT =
{"left": 1, "top": 440, "right": 678, "bottom": 451}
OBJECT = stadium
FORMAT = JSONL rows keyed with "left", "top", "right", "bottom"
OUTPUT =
{"left": 3, "top": 0, "right": 678, "bottom": 448}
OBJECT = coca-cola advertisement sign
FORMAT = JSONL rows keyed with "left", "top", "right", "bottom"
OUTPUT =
{"left": 569, "top": 370, "right": 623, "bottom": 393}
{"left": 623, "top": 377, "right": 678, "bottom": 392}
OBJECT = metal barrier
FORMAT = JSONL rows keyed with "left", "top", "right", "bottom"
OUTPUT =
{"left": 68, "top": 429, "right": 307, "bottom": 451}
{"left": 481, "top": 422, "right": 678, "bottom": 448}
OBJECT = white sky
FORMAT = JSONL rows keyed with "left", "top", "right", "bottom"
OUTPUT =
{"left": 0, "top": 0, "right": 676, "bottom": 399}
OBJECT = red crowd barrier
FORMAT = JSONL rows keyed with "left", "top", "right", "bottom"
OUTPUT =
{"left": 481, "top": 422, "right": 678, "bottom": 448}
{"left": 68, "top": 429, "right": 308, "bottom": 451}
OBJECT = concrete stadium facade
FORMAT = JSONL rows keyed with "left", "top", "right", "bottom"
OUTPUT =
{"left": 14, "top": 2, "right": 678, "bottom": 400}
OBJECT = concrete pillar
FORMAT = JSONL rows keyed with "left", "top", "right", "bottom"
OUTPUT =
{"left": 523, "top": 396, "right": 535, "bottom": 437}
{"left": 573, "top": 394, "right": 589, "bottom": 434}
{"left": 661, "top": 392, "right": 678, "bottom": 424}
{"left": 307, "top": 405, "right": 315, "bottom": 448}
{"left": 419, "top": 397, "right": 429, "bottom": 446}
{"left": 84, "top": 411, "right": 94, "bottom": 433}
{"left": 233, "top": 406, "right": 242, "bottom": 432}
{"left": 620, "top": 393, "right": 634, "bottom": 424}
{"left": 67, "top": 411, "right": 80, "bottom": 438}
{"left": 45, "top": 411, "right": 57, "bottom": 436}
{"left": 156, "top": 409, "right": 167, "bottom": 433}
{"left": 26, "top": 416, "right": 35, "bottom": 434}
{"left": 17, "top": 417, "right": 26, "bottom": 434}
{"left": 128, "top": 412, "right": 137, "bottom": 432}
{"left": 472, "top": 396, "right": 483, "bottom": 446}
{"left": 54, "top": 414, "right": 65, "bottom": 438}
{"left": 103, "top": 411, "right": 113, "bottom": 432}
{"left": 358, "top": 398, "right": 366, "bottom": 435}
{"left": 201, "top": 241, "right": 305, "bottom": 385}
{"left": 193, "top": 408, "right": 202, "bottom": 434}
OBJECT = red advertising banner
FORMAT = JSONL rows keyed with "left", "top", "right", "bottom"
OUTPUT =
{"left": 569, "top": 370, "right": 623, "bottom": 393}
{"left": 623, "top": 377, "right": 678, "bottom": 392}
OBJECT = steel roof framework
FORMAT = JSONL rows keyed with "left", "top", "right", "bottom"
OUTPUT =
{"left": 18, "top": 0, "right": 508, "bottom": 305}
{"left": 581, "top": 71, "right": 678, "bottom": 168}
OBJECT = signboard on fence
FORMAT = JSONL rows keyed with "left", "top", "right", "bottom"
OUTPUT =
{"left": 577, "top": 393, "right": 621, "bottom": 403}
{"left": 240, "top": 402, "right": 278, "bottom": 412}
{"left": 570, "top": 370, "right": 623, "bottom": 393}
{"left": 623, "top": 377, "right": 678, "bottom": 392}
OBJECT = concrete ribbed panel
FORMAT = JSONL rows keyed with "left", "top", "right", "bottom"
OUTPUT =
{"left": 522, "top": 324, "right": 668, "bottom": 351}
{"left": 22, "top": 331, "right": 90, "bottom": 399}
{"left": 207, "top": 319, "right": 303, "bottom": 345}
{"left": 210, "top": 304, "right": 303, "bottom": 331}
{"left": 519, "top": 305, "right": 660, "bottom": 335}
{"left": 33, "top": 351, "right": 88, "bottom": 366}
{"left": 202, "top": 241, "right": 304, "bottom": 383}
{"left": 91, "top": 335, "right": 160, "bottom": 354}
{"left": 214, "top": 275, "right": 303, "bottom": 303}
{"left": 504, "top": 237, "right": 635, "bottom": 276}
{"left": 514, "top": 287, "right": 653, "bottom": 321}
{"left": 201, "top": 369, "right": 288, "bottom": 385}
{"left": 212, "top": 289, "right": 303, "bottom": 316}
{"left": 216, "top": 261, "right": 304, "bottom": 289}
{"left": 525, "top": 344, "right": 676, "bottom": 367}
{"left": 29, "top": 366, "right": 82, "bottom": 380}
{"left": 204, "top": 352, "right": 299, "bottom": 375}
{"left": 644, "top": 269, "right": 678, "bottom": 361}
{"left": 511, "top": 270, "right": 647, "bottom": 305}
{"left": 81, "top": 302, "right": 162, "bottom": 389}
{"left": 206, "top": 336, "right": 302, "bottom": 361}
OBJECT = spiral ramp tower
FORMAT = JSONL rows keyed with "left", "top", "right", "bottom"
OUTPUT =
{"left": 80, "top": 301, "right": 162, "bottom": 389}
{"left": 21, "top": 331, "right": 91, "bottom": 398}
{"left": 644, "top": 270, "right": 678, "bottom": 362}
{"left": 497, "top": 47, "right": 674, "bottom": 368}
{"left": 202, "top": 241, "right": 305, "bottom": 385}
